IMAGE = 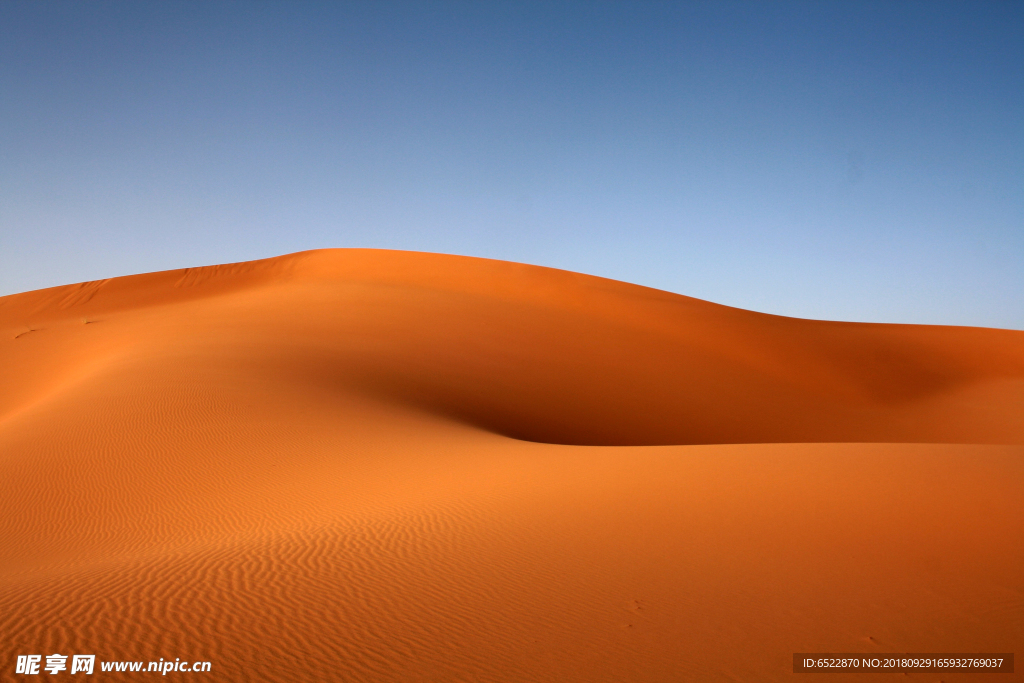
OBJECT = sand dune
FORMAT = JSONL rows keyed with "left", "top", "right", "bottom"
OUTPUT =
{"left": 1, "top": 249, "right": 1021, "bottom": 681}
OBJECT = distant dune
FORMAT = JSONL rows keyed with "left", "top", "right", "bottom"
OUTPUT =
{"left": 1, "top": 249, "right": 1021, "bottom": 681}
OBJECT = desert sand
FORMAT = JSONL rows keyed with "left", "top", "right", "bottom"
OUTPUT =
{"left": 1, "top": 249, "right": 1021, "bottom": 681}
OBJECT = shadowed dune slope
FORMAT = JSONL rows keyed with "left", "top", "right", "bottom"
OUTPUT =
{"left": 1, "top": 249, "right": 1021, "bottom": 446}
{"left": 1, "top": 250, "right": 1022, "bottom": 682}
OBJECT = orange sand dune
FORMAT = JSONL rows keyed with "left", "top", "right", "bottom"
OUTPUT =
{"left": 1, "top": 249, "right": 1021, "bottom": 681}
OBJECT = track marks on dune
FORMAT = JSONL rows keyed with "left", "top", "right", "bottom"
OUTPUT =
{"left": 56, "top": 279, "right": 111, "bottom": 310}
{"left": 174, "top": 253, "right": 307, "bottom": 289}
{"left": 15, "top": 279, "right": 112, "bottom": 317}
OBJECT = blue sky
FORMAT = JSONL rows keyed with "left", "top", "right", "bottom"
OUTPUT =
{"left": 1, "top": 1, "right": 1021, "bottom": 328}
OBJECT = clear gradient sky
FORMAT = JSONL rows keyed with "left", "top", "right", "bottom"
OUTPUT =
{"left": 1, "top": 1, "right": 1021, "bottom": 328}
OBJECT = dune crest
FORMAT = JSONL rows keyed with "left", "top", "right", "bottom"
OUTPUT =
{"left": 2, "top": 249, "right": 1021, "bottom": 446}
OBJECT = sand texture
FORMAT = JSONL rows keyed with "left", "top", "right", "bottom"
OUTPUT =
{"left": 1, "top": 249, "right": 1021, "bottom": 681}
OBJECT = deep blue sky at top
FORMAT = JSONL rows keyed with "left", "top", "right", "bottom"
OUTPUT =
{"left": 1, "top": 1, "right": 1021, "bottom": 327}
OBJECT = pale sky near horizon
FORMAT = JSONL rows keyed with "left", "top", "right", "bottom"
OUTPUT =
{"left": 1, "top": 1, "right": 1021, "bottom": 329}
